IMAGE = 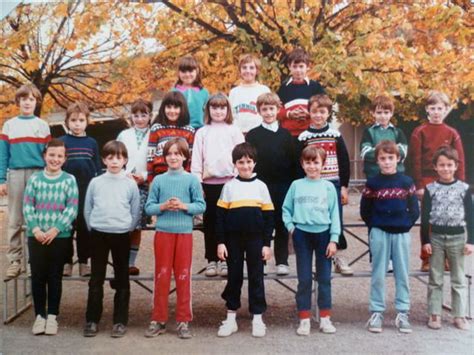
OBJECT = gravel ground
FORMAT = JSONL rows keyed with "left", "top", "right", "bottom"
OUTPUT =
{"left": 1, "top": 192, "right": 473, "bottom": 354}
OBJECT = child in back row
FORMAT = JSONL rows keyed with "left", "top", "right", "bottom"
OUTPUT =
{"left": 1, "top": 84, "right": 51, "bottom": 280}
{"left": 216, "top": 142, "right": 274, "bottom": 338}
{"left": 229, "top": 54, "right": 270, "bottom": 134}
{"left": 172, "top": 55, "right": 209, "bottom": 129}
{"left": 360, "top": 140, "right": 419, "bottom": 334}
{"left": 191, "top": 93, "right": 244, "bottom": 277}
{"left": 117, "top": 99, "right": 152, "bottom": 275}
{"left": 282, "top": 145, "right": 340, "bottom": 335}
{"left": 60, "top": 102, "right": 101, "bottom": 277}
{"left": 23, "top": 139, "right": 79, "bottom": 335}
{"left": 144, "top": 138, "right": 205, "bottom": 339}
{"left": 246, "top": 93, "right": 296, "bottom": 275}
{"left": 422, "top": 146, "right": 473, "bottom": 331}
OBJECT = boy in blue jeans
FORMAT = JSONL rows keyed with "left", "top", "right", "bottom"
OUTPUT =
{"left": 360, "top": 140, "right": 419, "bottom": 333}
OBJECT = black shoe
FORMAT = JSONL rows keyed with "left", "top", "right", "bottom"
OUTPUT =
{"left": 83, "top": 322, "right": 98, "bottom": 337}
{"left": 111, "top": 323, "right": 127, "bottom": 338}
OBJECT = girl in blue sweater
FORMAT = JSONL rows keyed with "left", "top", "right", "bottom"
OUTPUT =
{"left": 144, "top": 138, "right": 206, "bottom": 339}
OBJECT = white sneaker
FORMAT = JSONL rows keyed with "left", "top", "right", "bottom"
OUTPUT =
{"left": 63, "top": 263, "right": 73, "bottom": 277}
{"left": 333, "top": 256, "right": 353, "bottom": 276}
{"left": 296, "top": 318, "right": 311, "bottom": 336}
{"left": 276, "top": 264, "right": 289, "bottom": 275}
{"left": 32, "top": 315, "right": 46, "bottom": 335}
{"left": 218, "top": 261, "right": 228, "bottom": 277}
{"left": 319, "top": 316, "right": 336, "bottom": 333}
{"left": 45, "top": 314, "right": 58, "bottom": 335}
{"left": 217, "top": 319, "right": 238, "bottom": 337}
{"left": 252, "top": 319, "right": 266, "bottom": 337}
{"left": 205, "top": 262, "right": 218, "bottom": 277}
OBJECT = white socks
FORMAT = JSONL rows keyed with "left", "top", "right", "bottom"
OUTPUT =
{"left": 227, "top": 311, "right": 237, "bottom": 321}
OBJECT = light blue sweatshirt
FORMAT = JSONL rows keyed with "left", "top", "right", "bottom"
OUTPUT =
{"left": 84, "top": 171, "right": 140, "bottom": 233}
{"left": 282, "top": 177, "right": 340, "bottom": 242}
{"left": 172, "top": 86, "right": 209, "bottom": 129}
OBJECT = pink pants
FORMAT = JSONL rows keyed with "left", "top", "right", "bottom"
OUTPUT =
{"left": 152, "top": 231, "right": 193, "bottom": 322}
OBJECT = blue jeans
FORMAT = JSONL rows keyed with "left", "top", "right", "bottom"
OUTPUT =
{"left": 293, "top": 228, "right": 332, "bottom": 315}
{"left": 369, "top": 227, "right": 410, "bottom": 313}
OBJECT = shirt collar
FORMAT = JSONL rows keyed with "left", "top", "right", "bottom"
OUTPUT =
{"left": 286, "top": 77, "right": 310, "bottom": 86}
{"left": 262, "top": 121, "right": 279, "bottom": 132}
{"left": 374, "top": 122, "right": 394, "bottom": 129}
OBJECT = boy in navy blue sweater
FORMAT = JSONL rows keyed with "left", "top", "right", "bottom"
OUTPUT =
{"left": 360, "top": 140, "right": 419, "bottom": 334}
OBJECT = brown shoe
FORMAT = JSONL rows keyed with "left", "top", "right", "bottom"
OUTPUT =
{"left": 129, "top": 266, "right": 140, "bottom": 276}
{"left": 421, "top": 260, "right": 430, "bottom": 272}
{"left": 427, "top": 315, "right": 441, "bottom": 329}
{"left": 453, "top": 317, "right": 470, "bottom": 331}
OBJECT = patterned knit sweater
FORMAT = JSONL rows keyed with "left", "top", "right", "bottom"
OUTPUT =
{"left": 23, "top": 171, "right": 79, "bottom": 238}
{"left": 297, "top": 124, "right": 350, "bottom": 187}
{"left": 0, "top": 115, "right": 51, "bottom": 183}
{"left": 147, "top": 123, "right": 195, "bottom": 183}
{"left": 421, "top": 180, "right": 473, "bottom": 244}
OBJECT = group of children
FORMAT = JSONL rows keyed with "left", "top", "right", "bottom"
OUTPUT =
{"left": 0, "top": 47, "right": 472, "bottom": 339}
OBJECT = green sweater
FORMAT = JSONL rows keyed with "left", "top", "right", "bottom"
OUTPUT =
{"left": 360, "top": 123, "right": 408, "bottom": 178}
{"left": 23, "top": 171, "right": 79, "bottom": 238}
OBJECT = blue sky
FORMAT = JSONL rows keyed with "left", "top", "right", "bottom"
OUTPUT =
{"left": 1, "top": 1, "right": 47, "bottom": 20}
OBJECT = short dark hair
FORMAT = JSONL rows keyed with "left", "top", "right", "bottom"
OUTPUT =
{"left": 15, "top": 84, "right": 42, "bottom": 106}
{"left": 375, "top": 140, "right": 400, "bottom": 160}
{"left": 65, "top": 102, "right": 90, "bottom": 129}
{"left": 43, "top": 138, "right": 65, "bottom": 155}
{"left": 101, "top": 140, "right": 128, "bottom": 159}
{"left": 175, "top": 55, "right": 203, "bottom": 88}
{"left": 163, "top": 138, "right": 190, "bottom": 163}
{"left": 432, "top": 146, "right": 459, "bottom": 165}
{"left": 370, "top": 95, "right": 394, "bottom": 112}
{"left": 232, "top": 142, "right": 257, "bottom": 163}
{"left": 308, "top": 94, "right": 333, "bottom": 113}
{"left": 286, "top": 48, "right": 310, "bottom": 66}
{"left": 300, "top": 145, "right": 326, "bottom": 165}
{"left": 153, "top": 91, "right": 190, "bottom": 127}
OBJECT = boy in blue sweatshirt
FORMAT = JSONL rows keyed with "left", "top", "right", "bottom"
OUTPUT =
{"left": 282, "top": 145, "right": 340, "bottom": 336}
{"left": 360, "top": 140, "right": 419, "bottom": 334}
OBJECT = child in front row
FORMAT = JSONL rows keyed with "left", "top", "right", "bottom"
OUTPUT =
{"left": 23, "top": 139, "right": 79, "bottom": 335}
{"left": 144, "top": 138, "right": 205, "bottom": 339}
{"left": 422, "top": 146, "right": 473, "bottom": 331}
{"left": 191, "top": 93, "right": 244, "bottom": 277}
{"left": 216, "top": 142, "right": 274, "bottom": 338}
{"left": 360, "top": 141, "right": 419, "bottom": 334}
{"left": 83, "top": 141, "right": 140, "bottom": 338}
{"left": 282, "top": 145, "right": 340, "bottom": 335}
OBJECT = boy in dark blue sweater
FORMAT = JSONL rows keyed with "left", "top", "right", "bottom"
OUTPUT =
{"left": 360, "top": 140, "right": 419, "bottom": 334}
{"left": 246, "top": 92, "right": 296, "bottom": 275}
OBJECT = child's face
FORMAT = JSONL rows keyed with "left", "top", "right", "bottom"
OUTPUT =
{"left": 165, "top": 144, "right": 186, "bottom": 170}
{"left": 377, "top": 151, "right": 399, "bottom": 175}
{"left": 235, "top": 155, "right": 255, "bottom": 179}
{"left": 434, "top": 155, "right": 457, "bottom": 183}
{"left": 103, "top": 154, "right": 127, "bottom": 174}
{"left": 19, "top": 93, "right": 37, "bottom": 116}
{"left": 209, "top": 104, "right": 227, "bottom": 123}
{"left": 179, "top": 69, "right": 197, "bottom": 86}
{"left": 44, "top": 146, "right": 66, "bottom": 174}
{"left": 302, "top": 156, "right": 323, "bottom": 180}
{"left": 67, "top": 113, "right": 88, "bottom": 136}
{"left": 372, "top": 106, "right": 393, "bottom": 128}
{"left": 131, "top": 111, "right": 151, "bottom": 129}
{"left": 426, "top": 102, "right": 448, "bottom": 124}
{"left": 240, "top": 61, "right": 257, "bottom": 84}
{"left": 259, "top": 104, "right": 278, "bottom": 124}
{"left": 289, "top": 61, "right": 308, "bottom": 82}
{"left": 309, "top": 104, "right": 329, "bottom": 129}
{"left": 164, "top": 104, "right": 181, "bottom": 123}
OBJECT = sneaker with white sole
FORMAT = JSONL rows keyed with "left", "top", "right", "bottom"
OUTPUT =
{"left": 276, "top": 264, "right": 289, "bottom": 276}
{"left": 63, "top": 263, "right": 73, "bottom": 277}
{"left": 333, "top": 256, "right": 353, "bottom": 276}
{"left": 205, "top": 262, "right": 218, "bottom": 277}
{"left": 395, "top": 312, "right": 412, "bottom": 333}
{"left": 5, "top": 261, "right": 21, "bottom": 280}
{"left": 296, "top": 318, "right": 311, "bottom": 336}
{"left": 177, "top": 322, "right": 192, "bottom": 339}
{"left": 217, "top": 319, "right": 238, "bottom": 337}
{"left": 453, "top": 317, "right": 470, "bottom": 331}
{"left": 32, "top": 315, "right": 46, "bottom": 335}
{"left": 144, "top": 321, "right": 166, "bottom": 337}
{"left": 319, "top": 316, "right": 336, "bottom": 333}
{"left": 252, "top": 319, "right": 266, "bottom": 337}
{"left": 367, "top": 312, "right": 383, "bottom": 333}
{"left": 218, "top": 261, "right": 228, "bottom": 277}
{"left": 79, "top": 263, "right": 91, "bottom": 277}
{"left": 45, "top": 314, "right": 58, "bottom": 335}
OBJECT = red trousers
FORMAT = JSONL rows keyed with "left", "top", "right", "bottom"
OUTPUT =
{"left": 419, "top": 176, "right": 436, "bottom": 261}
{"left": 152, "top": 231, "right": 193, "bottom": 322}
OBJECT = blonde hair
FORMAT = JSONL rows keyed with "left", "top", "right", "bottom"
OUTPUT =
{"left": 238, "top": 54, "right": 261, "bottom": 73}
{"left": 15, "top": 84, "right": 42, "bottom": 106}
{"left": 425, "top": 91, "right": 450, "bottom": 107}
{"left": 256, "top": 93, "right": 280, "bottom": 111}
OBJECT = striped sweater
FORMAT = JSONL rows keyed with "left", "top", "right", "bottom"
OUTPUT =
{"left": 23, "top": 171, "right": 79, "bottom": 238}
{"left": 0, "top": 115, "right": 51, "bottom": 183}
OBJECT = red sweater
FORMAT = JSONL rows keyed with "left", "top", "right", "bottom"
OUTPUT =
{"left": 409, "top": 122, "right": 465, "bottom": 189}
